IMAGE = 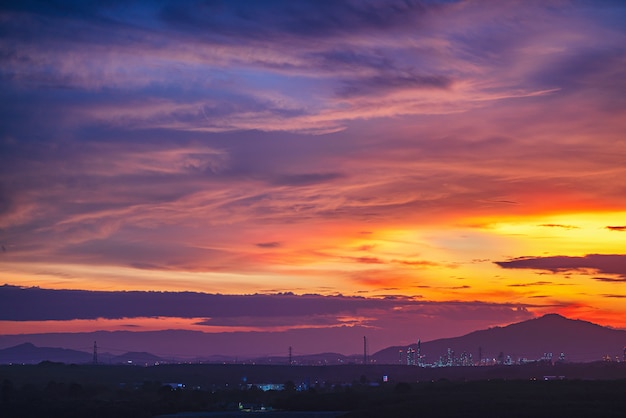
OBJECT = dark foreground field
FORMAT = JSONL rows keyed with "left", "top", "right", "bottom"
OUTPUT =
{"left": 2, "top": 362, "right": 626, "bottom": 417}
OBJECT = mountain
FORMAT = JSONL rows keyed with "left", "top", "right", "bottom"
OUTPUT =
{"left": 3, "top": 315, "right": 625, "bottom": 365}
{"left": 0, "top": 342, "right": 92, "bottom": 364}
{"left": 0, "top": 343, "right": 171, "bottom": 365}
{"left": 372, "top": 314, "right": 626, "bottom": 364}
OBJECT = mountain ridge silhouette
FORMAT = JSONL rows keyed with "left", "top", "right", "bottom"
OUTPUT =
{"left": 372, "top": 313, "right": 626, "bottom": 363}
{"left": 2, "top": 314, "right": 625, "bottom": 364}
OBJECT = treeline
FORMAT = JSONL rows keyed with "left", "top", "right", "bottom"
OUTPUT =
{"left": 3, "top": 365, "right": 626, "bottom": 417}
{"left": 2, "top": 376, "right": 356, "bottom": 418}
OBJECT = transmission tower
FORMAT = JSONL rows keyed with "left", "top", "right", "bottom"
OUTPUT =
{"left": 92, "top": 341, "right": 98, "bottom": 365}
{"left": 289, "top": 346, "right": 293, "bottom": 366}
{"left": 363, "top": 336, "right": 368, "bottom": 365}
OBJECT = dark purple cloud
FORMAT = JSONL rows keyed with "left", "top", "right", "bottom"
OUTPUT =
{"left": 0, "top": 285, "right": 533, "bottom": 326}
{"left": 495, "top": 254, "right": 626, "bottom": 279}
{"left": 0, "top": 285, "right": 377, "bottom": 321}
{"left": 0, "top": 284, "right": 539, "bottom": 355}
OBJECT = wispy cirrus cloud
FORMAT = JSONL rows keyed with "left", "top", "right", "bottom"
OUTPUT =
{"left": 4, "top": 0, "right": 623, "bottom": 134}
{"left": 1, "top": 0, "right": 626, "bottom": 337}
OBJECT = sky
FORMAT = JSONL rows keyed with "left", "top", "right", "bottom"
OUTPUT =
{"left": 1, "top": 0, "right": 626, "bottom": 358}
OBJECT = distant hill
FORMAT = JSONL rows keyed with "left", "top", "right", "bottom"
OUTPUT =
{"left": 3, "top": 314, "right": 625, "bottom": 365}
{"left": 372, "top": 314, "right": 626, "bottom": 364}
{"left": 0, "top": 343, "right": 92, "bottom": 364}
{"left": 0, "top": 343, "right": 169, "bottom": 365}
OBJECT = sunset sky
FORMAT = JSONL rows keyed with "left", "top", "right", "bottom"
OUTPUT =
{"left": 1, "top": 0, "right": 625, "bottom": 358}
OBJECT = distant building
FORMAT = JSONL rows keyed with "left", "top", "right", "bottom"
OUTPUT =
{"left": 458, "top": 352, "right": 473, "bottom": 366}
{"left": 163, "top": 383, "right": 185, "bottom": 389}
{"left": 435, "top": 348, "right": 454, "bottom": 367}
{"left": 541, "top": 352, "right": 553, "bottom": 364}
{"left": 407, "top": 347, "right": 416, "bottom": 366}
{"left": 417, "top": 339, "right": 422, "bottom": 366}
{"left": 248, "top": 383, "right": 284, "bottom": 391}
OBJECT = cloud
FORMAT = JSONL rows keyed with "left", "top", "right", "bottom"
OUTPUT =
{"left": 351, "top": 256, "right": 385, "bottom": 264}
{"left": 0, "top": 284, "right": 533, "bottom": 327}
{"left": 336, "top": 73, "right": 453, "bottom": 98}
{"left": 495, "top": 254, "right": 626, "bottom": 279}
{"left": 0, "top": 284, "right": 541, "bottom": 354}
{"left": 158, "top": 0, "right": 433, "bottom": 40}
{"left": 607, "top": 226, "right": 626, "bottom": 231}
{"left": 507, "top": 281, "right": 553, "bottom": 287}
{"left": 270, "top": 172, "right": 346, "bottom": 187}
{"left": 0, "top": 285, "right": 375, "bottom": 321}
{"left": 539, "top": 224, "right": 578, "bottom": 229}
{"left": 594, "top": 277, "right": 626, "bottom": 283}
{"left": 255, "top": 242, "right": 281, "bottom": 249}
{"left": 392, "top": 259, "right": 441, "bottom": 268}
{"left": 6, "top": 0, "right": 622, "bottom": 135}
{"left": 194, "top": 314, "right": 351, "bottom": 328}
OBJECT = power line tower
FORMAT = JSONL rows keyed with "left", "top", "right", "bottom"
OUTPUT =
{"left": 289, "top": 346, "right": 293, "bottom": 366}
{"left": 92, "top": 341, "right": 98, "bottom": 365}
{"left": 363, "top": 336, "right": 368, "bottom": 365}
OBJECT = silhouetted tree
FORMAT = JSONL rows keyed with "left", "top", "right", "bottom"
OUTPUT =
{"left": 283, "top": 380, "right": 296, "bottom": 393}
{"left": 394, "top": 382, "right": 411, "bottom": 394}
